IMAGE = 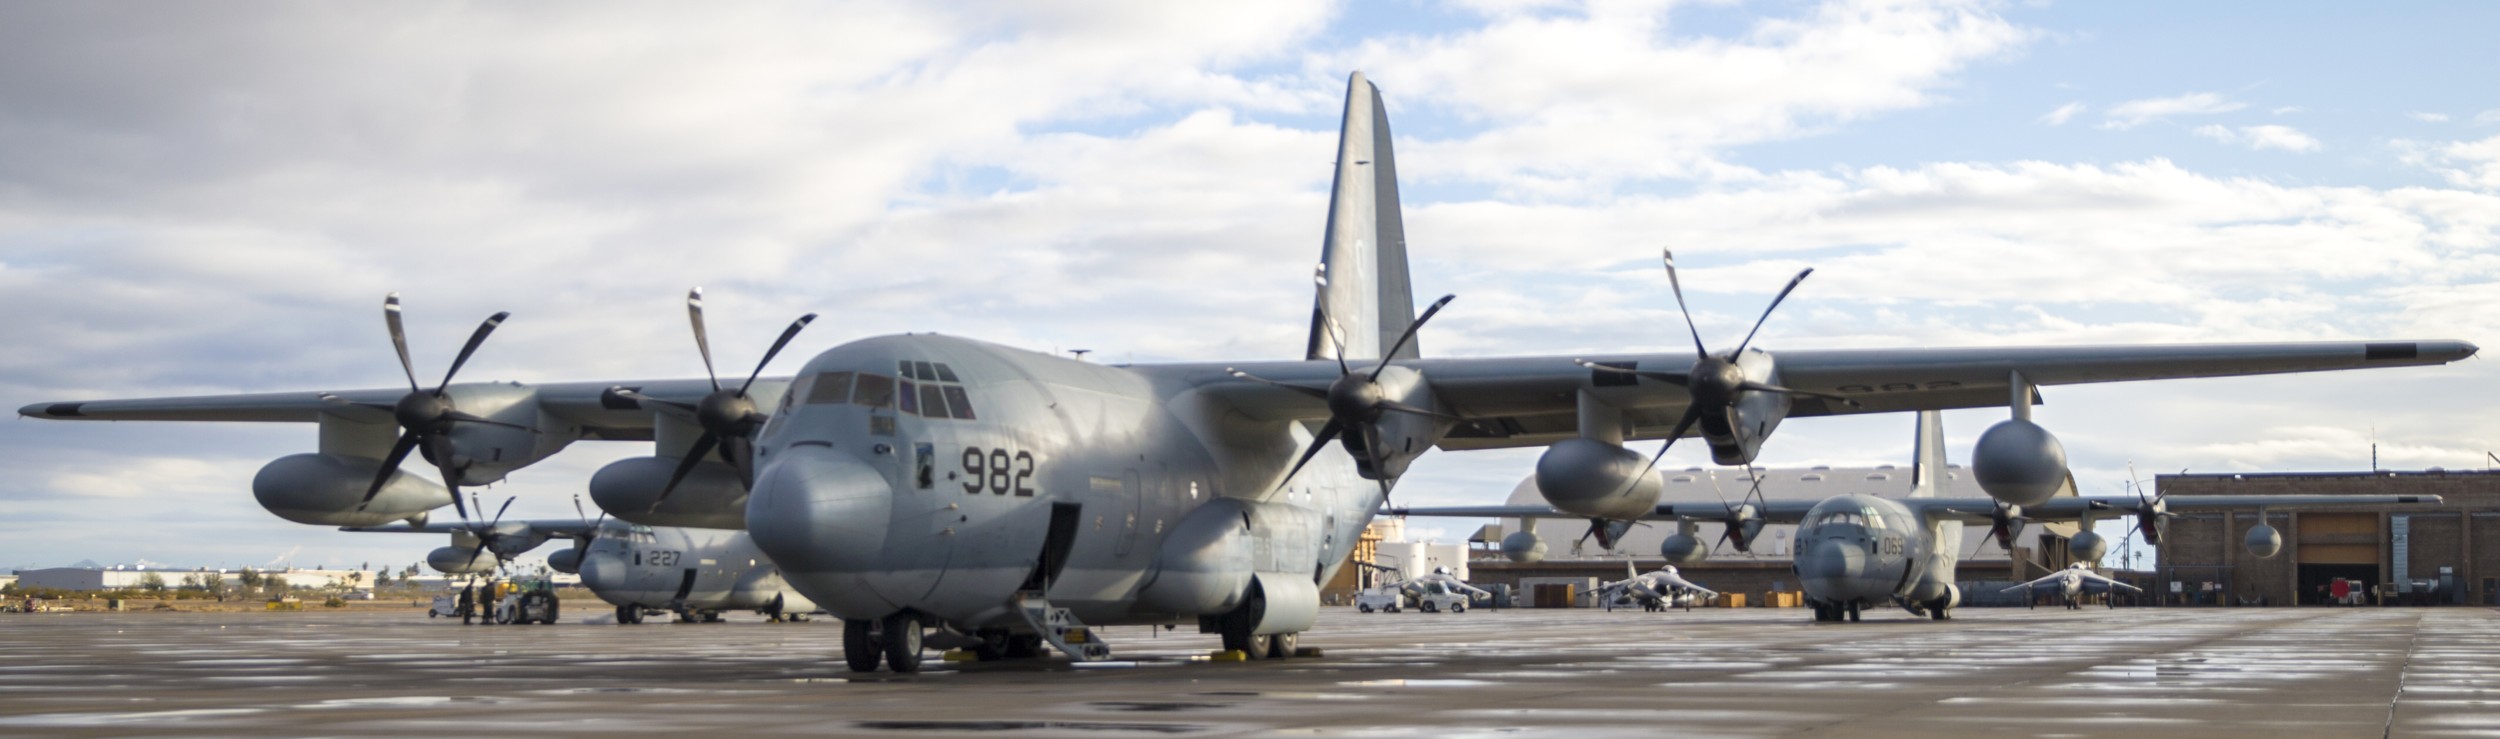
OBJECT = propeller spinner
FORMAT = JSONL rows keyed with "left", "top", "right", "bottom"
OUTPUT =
{"left": 348, "top": 294, "right": 524, "bottom": 524}
{"left": 612, "top": 288, "right": 816, "bottom": 513}
{"left": 1229, "top": 265, "right": 1467, "bottom": 493}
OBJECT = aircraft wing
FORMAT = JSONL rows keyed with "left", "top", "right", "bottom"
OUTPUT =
{"left": 1902, "top": 494, "right": 2443, "bottom": 523}
{"left": 2001, "top": 573, "right": 2069, "bottom": 593}
{"left": 1195, "top": 340, "right": 2474, "bottom": 450}
{"left": 1658, "top": 573, "right": 1717, "bottom": 596}
{"left": 2077, "top": 571, "right": 2145, "bottom": 593}
{"left": 1387, "top": 501, "right": 1824, "bottom": 523}
{"left": 340, "top": 520, "right": 602, "bottom": 538}
{"left": 18, "top": 377, "right": 776, "bottom": 440}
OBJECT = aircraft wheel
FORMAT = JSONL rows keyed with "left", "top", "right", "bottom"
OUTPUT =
{"left": 1267, "top": 632, "right": 1298, "bottom": 659}
{"left": 843, "top": 619, "right": 882, "bottom": 673}
{"left": 882, "top": 613, "right": 925, "bottom": 673}
{"left": 1005, "top": 633, "right": 1044, "bottom": 660}
{"left": 1243, "top": 632, "right": 1273, "bottom": 660}
{"left": 1358, "top": 604, "right": 1373, "bottom": 614}
{"left": 1846, "top": 603, "right": 1861, "bottom": 622}
{"left": 615, "top": 604, "right": 635, "bottom": 624}
{"left": 1929, "top": 606, "right": 1950, "bottom": 621}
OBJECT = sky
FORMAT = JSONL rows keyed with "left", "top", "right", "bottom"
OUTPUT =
{"left": 3, "top": 0, "right": 2497, "bottom": 573}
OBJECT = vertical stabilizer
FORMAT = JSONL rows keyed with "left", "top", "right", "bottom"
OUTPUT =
{"left": 1909, "top": 410, "right": 1947, "bottom": 498}
{"left": 1307, "top": 71, "right": 1419, "bottom": 362}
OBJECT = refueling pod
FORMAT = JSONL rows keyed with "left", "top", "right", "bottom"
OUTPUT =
{"left": 589, "top": 456, "right": 748, "bottom": 529}
{"left": 2068, "top": 529, "right": 2110, "bottom": 564}
{"left": 427, "top": 546, "right": 496, "bottom": 575}
{"left": 1971, "top": 419, "right": 2066, "bottom": 507}
{"left": 1659, "top": 533, "right": 1708, "bottom": 564}
{"left": 1533, "top": 438, "right": 1664, "bottom": 520}
{"left": 2245, "top": 521, "right": 2284, "bottom": 559}
{"left": 1500, "top": 531, "right": 1547, "bottom": 563}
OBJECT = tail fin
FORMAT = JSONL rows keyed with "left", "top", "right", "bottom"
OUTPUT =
{"left": 1909, "top": 410, "right": 1947, "bottom": 499}
{"left": 1307, "top": 71, "right": 1418, "bottom": 362}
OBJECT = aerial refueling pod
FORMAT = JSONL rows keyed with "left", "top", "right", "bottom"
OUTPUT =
{"left": 589, "top": 456, "right": 748, "bottom": 528}
{"left": 1971, "top": 419, "right": 2067, "bottom": 507}
{"left": 1501, "top": 531, "right": 1547, "bottom": 563}
{"left": 427, "top": 546, "right": 496, "bottom": 575}
{"left": 2068, "top": 529, "right": 2111, "bottom": 564}
{"left": 2245, "top": 521, "right": 2284, "bottom": 559}
{"left": 1660, "top": 532, "right": 1708, "bottom": 564}
{"left": 253, "top": 453, "right": 446, "bottom": 526}
{"left": 1533, "top": 438, "right": 1664, "bottom": 520}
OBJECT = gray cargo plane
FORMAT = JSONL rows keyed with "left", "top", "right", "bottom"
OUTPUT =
{"left": 354, "top": 517, "right": 817, "bottom": 624}
{"left": 20, "top": 72, "right": 2478, "bottom": 670}
{"left": 1398, "top": 411, "right": 2444, "bottom": 621}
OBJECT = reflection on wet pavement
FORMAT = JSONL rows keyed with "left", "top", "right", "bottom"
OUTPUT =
{"left": 0, "top": 607, "right": 2496, "bottom": 736}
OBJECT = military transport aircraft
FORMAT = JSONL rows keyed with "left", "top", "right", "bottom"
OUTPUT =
{"left": 352, "top": 516, "right": 818, "bottom": 624}
{"left": 2004, "top": 562, "right": 2144, "bottom": 610}
{"left": 20, "top": 72, "right": 2478, "bottom": 671}
{"left": 1396, "top": 411, "right": 2446, "bottom": 622}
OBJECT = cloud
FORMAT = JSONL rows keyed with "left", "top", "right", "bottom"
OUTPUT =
{"left": 2412, "top": 111, "right": 2452, "bottom": 123}
{"left": 2038, "top": 101, "right": 2085, "bottom": 126}
{"left": 2192, "top": 124, "right": 2322, "bottom": 152}
{"left": 2401, "top": 133, "right": 2500, "bottom": 191}
{"left": 2100, "top": 92, "right": 2245, "bottom": 129}
{"left": 2477, "top": 109, "right": 2500, "bottom": 125}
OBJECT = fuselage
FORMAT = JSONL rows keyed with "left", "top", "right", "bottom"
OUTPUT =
{"left": 576, "top": 523, "right": 814, "bottom": 614}
{"left": 1791, "top": 494, "right": 1934, "bottom": 610}
{"left": 743, "top": 334, "right": 1383, "bottom": 630}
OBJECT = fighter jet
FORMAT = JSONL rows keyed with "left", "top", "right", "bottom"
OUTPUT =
{"left": 21, "top": 72, "right": 2478, "bottom": 671}
{"left": 351, "top": 519, "right": 817, "bottom": 624}
{"left": 1397, "top": 411, "right": 2443, "bottom": 622}
{"left": 2003, "top": 562, "right": 2143, "bottom": 610}
{"left": 1598, "top": 561, "right": 1717, "bottom": 612}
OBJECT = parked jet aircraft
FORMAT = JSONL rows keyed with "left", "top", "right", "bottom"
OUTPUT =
{"left": 352, "top": 518, "right": 817, "bottom": 623}
{"left": 2004, "top": 562, "right": 2143, "bottom": 609}
{"left": 21, "top": 72, "right": 2477, "bottom": 671}
{"left": 1599, "top": 561, "right": 1717, "bottom": 612}
{"left": 1397, "top": 411, "right": 2445, "bottom": 622}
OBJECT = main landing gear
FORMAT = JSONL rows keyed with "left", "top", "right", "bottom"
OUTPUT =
{"left": 1812, "top": 601, "right": 1862, "bottom": 623}
{"left": 843, "top": 613, "right": 929, "bottom": 674}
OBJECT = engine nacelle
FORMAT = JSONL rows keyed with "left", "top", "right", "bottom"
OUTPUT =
{"left": 1501, "top": 531, "right": 1547, "bottom": 564}
{"left": 427, "top": 546, "right": 496, "bottom": 575}
{"left": 1660, "top": 533, "right": 1708, "bottom": 564}
{"left": 2245, "top": 521, "right": 2284, "bottom": 559}
{"left": 1133, "top": 500, "right": 1255, "bottom": 616}
{"left": 1533, "top": 438, "right": 1664, "bottom": 520}
{"left": 590, "top": 456, "right": 748, "bottom": 528}
{"left": 1972, "top": 419, "right": 2067, "bottom": 507}
{"left": 252, "top": 453, "right": 446, "bottom": 526}
{"left": 2069, "top": 530, "right": 2110, "bottom": 563}
{"left": 546, "top": 546, "right": 583, "bottom": 575}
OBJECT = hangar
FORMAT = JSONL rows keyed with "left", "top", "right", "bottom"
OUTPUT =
{"left": 2155, "top": 469, "right": 2499, "bottom": 606}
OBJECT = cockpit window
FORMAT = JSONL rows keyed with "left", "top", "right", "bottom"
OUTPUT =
{"left": 935, "top": 363, "right": 960, "bottom": 382}
{"left": 912, "top": 361, "right": 937, "bottom": 382}
{"left": 852, "top": 373, "right": 896, "bottom": 408}
{"left": 898, "top": 380, "right": 920, "bottom": 414}
{"left": 806, "top": 372, "right": 853, "bottom": 405}
{"left": 919, "top": 384, "right": 949, "bottom": 418}
{"left": 941, "top": 385, "right": 976, "bottom": 420}
{"left": 1809, "top": 511, "right": 1867, "bottom": 528}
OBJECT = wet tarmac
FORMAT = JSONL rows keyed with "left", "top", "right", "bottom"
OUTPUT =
{"left": 3, "top": 606, "right": 2496, "bottom": 737}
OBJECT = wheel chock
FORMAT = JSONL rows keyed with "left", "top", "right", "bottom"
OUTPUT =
{"left": 1292, "top": 647, "right": 1324, "bottom": 658}
{"left": 1209, "top": 649, "right": 1250, "bottom": 662}
{"left": 942, "top": 649, "right": 978, "bottom": 662}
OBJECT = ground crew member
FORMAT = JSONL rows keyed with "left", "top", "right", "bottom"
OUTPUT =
{"left": 457, "top": 583, "right": 476, "bottom": 625}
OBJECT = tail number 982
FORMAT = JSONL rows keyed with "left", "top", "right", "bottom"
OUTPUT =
{"left": 961, "top": 447, "right": 1036, "bottom": 496}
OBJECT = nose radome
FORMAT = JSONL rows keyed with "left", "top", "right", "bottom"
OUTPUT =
{"left": 1796, "top": 537, "right": 1866, "bottom": 587}
{"left": 578, "top": 546, "right": 626, "bottom": 596}
{"left": 745, "top": 445, "right": 893, "bottom": 575}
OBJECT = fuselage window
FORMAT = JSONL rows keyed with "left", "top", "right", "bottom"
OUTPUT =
{"left": 919, "top": 384, "right": 949, "bottom": 418}
{"left": 934, "top": 363, "right": 960, "bottom": 382}
{"left": 941, "top": 385, "right": 976, "bottom": 420}
{"left": 853, "top": 373, "right": 896, "bottom": 408}
{"left": 898, "top": 380, "right": 920, "bottom": 414}
{"left": 807, "top": 372, "right": 854, "bottom": 405}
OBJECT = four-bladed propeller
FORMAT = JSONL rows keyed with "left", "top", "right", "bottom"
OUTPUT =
{"left": 350, "top": 294, "right": 526, "bottom": 523}
{"left": 1577, "top": 249, "right": 1859, "bottom": 489}
{"left": 611, "top": 288, "right": 816, "bottom": 513}
{"left": 1230, "top": 265, "right": 1468, "bottom": 492}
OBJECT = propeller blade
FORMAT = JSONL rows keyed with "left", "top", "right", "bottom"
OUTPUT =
{"left": 1625, "top": 405, "right": 1708, "bottom": 497}
{"left": 435, "top": 312, "right": 511, "bottom": 395}
{"left": 1730, "top": 268, "right": 1812, "bottom": 357}
{"left": 442, "top": 410, "right": 535, "bottom": 431}
{"left": 649, "top": 433, "right": 721, "bottom": 513}
{"left": 1226, "top": 369, "right": 1331, "bottom": 400}
{"left": 490, "top": 496, "right": 515, "bottom": 527}
{"left": 1276, "top": 419, "right": 1345, "bottom": 490}
{"left": 1574, "top": 359, "right": 1691, "bottom": 387}
{"left": 687, "top": 288, "right": 721, "bottom": 392}
{"left": 739, "top": 313, "right": 818, "bottom": 395}
{"left": 358, "top": 431, "right": 423, "bottom": 509}
{"left": 383, "top": 293, "right": 421, "bottom": 393}
{"left": 716, "top": 434, "right": 754, "bottom": 489}
{"left": 1733, "top": 380, "right": 1862, "bottom": 407}
{"left": 1659, "top": 250, "right": 1710, "bottom": 360}
{"left": 427, "top": 435, "right": 470, "bottom": 522}
{"left": 1369, "top": 294, "right": 1454, "bottom": 381}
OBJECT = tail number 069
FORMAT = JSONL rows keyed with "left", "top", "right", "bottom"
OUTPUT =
{"left": 961, "top": 447, "right": 1036, "bottom": 496}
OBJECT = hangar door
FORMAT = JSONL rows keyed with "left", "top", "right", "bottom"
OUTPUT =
{"left": 2296, "top": 512, "right": 2379, "bottom": 606}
